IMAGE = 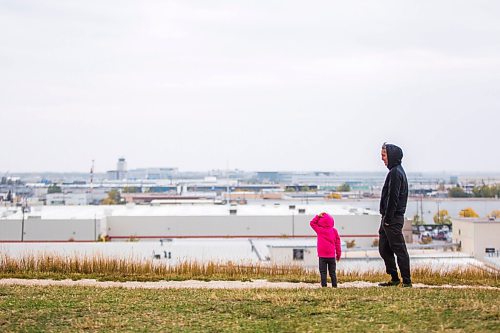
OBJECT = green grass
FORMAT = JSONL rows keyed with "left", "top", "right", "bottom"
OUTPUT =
{"left": 1, "top": 254, "right": 499, "bottom": 287}
{"left": 0, "top": 286, "right": 498, "bottom": 332}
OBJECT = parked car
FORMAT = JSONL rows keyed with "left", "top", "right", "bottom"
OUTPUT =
{"left": 420, "top": 231, "right": 432, "bottom": 238}
{"left": 433, "top": 231, "right": 449, "bottom": 240}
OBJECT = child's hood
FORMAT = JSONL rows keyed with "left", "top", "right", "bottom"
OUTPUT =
{"left": 318, "top": 213, "right": 334, "bottom": 228}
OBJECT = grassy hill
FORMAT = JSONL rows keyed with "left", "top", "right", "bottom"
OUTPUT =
{"left": 1, "top": 285, "right": 499, "bottom": 332}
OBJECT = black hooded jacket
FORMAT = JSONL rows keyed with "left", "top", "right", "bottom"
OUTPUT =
{"left": 380, "top": 144, "right": 408, "bottom": 223}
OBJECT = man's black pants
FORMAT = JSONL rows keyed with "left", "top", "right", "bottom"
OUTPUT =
{"left": 378, "top": 217, "right": 411, "bottom": 284}
{"left": 318, "top": 257, "right": 337, "bottom": 287}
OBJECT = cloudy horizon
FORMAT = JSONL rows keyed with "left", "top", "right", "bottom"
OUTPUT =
{"left": 1, "top": 1, "right": 499, "bottom": 173}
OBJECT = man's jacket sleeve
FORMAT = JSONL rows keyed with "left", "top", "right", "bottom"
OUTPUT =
{"left": 384, "top": 170, "right": 402, "bottom": 222}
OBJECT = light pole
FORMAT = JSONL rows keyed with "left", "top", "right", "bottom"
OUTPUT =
{"left": 420, "top": 194, "right": 424, "bottom": 224}
{"left": 436, "top": 200, "right": 442, "bottom": 224}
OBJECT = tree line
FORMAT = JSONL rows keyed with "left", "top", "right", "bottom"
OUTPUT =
{"left": 448, "top": 184, "right": 500, "bottom": 198}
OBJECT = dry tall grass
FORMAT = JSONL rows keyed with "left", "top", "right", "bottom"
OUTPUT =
{"left": 0, "top": 253, "right": 314, "bottom": 282}
{"left": 0, "top": 253, "right": 498, "bottom": 286}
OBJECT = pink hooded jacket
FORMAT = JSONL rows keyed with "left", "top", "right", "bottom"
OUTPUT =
{"left": 310, "top": 213, "right": 342, "bottom": 259}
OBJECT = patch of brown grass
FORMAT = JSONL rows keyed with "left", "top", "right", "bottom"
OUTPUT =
{"left": 0, "top": 253, "right": 498, "bottom": 286}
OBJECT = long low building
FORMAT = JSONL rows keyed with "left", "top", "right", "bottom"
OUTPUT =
{"left": 452, "top": 218, "right": 500, "bottom": 259}
{"left": 0, "top": 203, "right": 389, "bottom": 247}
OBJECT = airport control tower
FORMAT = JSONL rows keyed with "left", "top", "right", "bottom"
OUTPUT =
{"left": 117, "top": 157, "right": 127, "bottom": 180}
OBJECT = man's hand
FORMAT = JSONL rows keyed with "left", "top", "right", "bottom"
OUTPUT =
{"left": 336, "top": 257, "right": 341, "bottom": 262}
{"left": 382, "top": 215, "right": 389, "bottom": 226}
{"left": 319, "top": 212, "right": 325, "bottom": 217}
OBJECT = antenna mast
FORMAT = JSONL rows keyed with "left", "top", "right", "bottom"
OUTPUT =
{"left": 90, "top": 160, "right": 94, "bottom": 204}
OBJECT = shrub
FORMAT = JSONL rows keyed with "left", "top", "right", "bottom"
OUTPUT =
{"left": 459, "top": 208, "right": 479, "bottom": 218}
{"left": 420, "top": 236, "right": 432, "bottom": 244}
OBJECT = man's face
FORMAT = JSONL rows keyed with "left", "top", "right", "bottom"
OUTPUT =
{"left": 381, "top": 148, "right": 388, "bottom": 166}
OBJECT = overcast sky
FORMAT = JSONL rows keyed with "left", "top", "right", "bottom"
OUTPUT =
{"left": 1, "top": 1, "right": 499, "bottom": 173}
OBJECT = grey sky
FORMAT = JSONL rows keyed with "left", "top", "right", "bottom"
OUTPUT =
{"left": 1, "top": 1, "right": 499, "bottom": 173}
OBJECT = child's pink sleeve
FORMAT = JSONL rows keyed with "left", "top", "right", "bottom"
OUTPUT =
{"left": 310, "top": 215, "right": 320, "bottom": 233}
{"left": 334, "top": 229, "right": 342, "bottom": 259}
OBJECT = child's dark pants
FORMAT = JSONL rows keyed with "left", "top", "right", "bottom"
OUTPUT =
{"left": 318, "top": 257, "right": 337, "bottom": 287}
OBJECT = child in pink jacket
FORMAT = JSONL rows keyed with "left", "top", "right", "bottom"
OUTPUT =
{"left": 310, "top": 212, "right": 342, "bottom": 287}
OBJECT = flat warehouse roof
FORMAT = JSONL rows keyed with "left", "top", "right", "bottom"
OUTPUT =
{"left": 0, "top": 204, "right": 378, "bottom": 220}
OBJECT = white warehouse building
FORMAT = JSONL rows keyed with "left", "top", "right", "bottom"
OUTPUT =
{"left": 453, "top": 218, "right": 500, "bottom": 259}
{"left": 0, "top": 204, "right": 386, "bottom": 247}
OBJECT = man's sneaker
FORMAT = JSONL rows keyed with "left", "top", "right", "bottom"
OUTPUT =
{"left": 378, "top": 280, "right": 400, "bottom": 287}
{"left": 402, "top": 282, "right": 413, "bottom": 288}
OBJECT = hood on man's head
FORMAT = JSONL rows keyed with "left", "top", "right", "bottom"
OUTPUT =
{"left": 318, "top": 213, "right": 335, "bottom": 228}
{"left": 384, "top": 143, "right": 403, "bottom": 169}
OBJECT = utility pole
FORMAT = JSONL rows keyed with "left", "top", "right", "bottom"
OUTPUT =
{"left": 420, "top": 194, "right": 424, "bottom": 224}
{"left": 21, "top": 199, "right": 25, "bottom": 241}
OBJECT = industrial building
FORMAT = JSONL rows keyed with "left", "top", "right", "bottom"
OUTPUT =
{"left": 0, "top": 204, "right": 382, "bottom": 247}
{"left": 452, "top": 218, "right": 500, "bottom": 259}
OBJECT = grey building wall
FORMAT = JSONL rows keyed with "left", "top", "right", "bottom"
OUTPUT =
{"left": 0, "top": 218, "right": 99, "bottom": 241}
{"left": 453, "top": 218, "right": 500, "bottom": 258}
{"left": 106, "top": 214, "right": 380, "bottom": 246}
{"left": 269, "top": 246, "right": 317, "bottom": 267}
{"left": 1, "top": 213, "right": 380, "bottom": 245}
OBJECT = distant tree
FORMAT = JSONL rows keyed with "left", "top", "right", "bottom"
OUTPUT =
{"left": 420, "top": 235, "right": 432, "bottom": 245}
{"left": 123, "top": 186, "right": 140, "bottom": 193}
{"left": 489, "top": 210, "right": 500, "bottom": 219}
{"left": 101, "top": 189, "right": 122, "bottom": 205}
{"left": 337, "top": 183, "right": 351, "bottom": 192}
{"left": 412, "top": 214, "right": 424, "bottom": 225}
{"left": 448, "top": 186, "right": 469, "bottom": 198}
{"left": 459, "top": 207, "right": 479, "bottom": 218}
{"left": 346, "top": 240, "right": 356, "bottom": 248}
{"left": 300, "top": 186, "right": 310, "bottom": 192}
{"left": 101, "top": 198, "right": 114, "bottom": 205}
{"left": 47, "top": 184, "right": 62, "bottom": 194}
{"left": 472, "top": 184, "right": 500, "bottom": 198}
{"left": 433, "top": 209, "right": 451, "bottom": 224}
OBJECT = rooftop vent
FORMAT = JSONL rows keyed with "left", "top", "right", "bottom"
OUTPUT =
{"left": 298, "top": 208, "right": 306, "bottom": 214}
{"left": 289, "top": 205, "right": 296, "bottom": 210}
{"left": 229, "top": 209, "right": 237, "bottom": 215}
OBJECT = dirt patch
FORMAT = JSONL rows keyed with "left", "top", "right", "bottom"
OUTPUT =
{"left": 0, "top": 278, "right": 498, "bottom": 290}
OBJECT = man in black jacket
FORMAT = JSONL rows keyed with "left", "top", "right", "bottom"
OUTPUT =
{"left": 378, "top": 143, "right": 412, "bottom": 287}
